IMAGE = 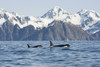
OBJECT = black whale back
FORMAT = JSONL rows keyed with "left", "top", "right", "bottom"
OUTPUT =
{"left": 50, "top": 41, "right": 70, "bottom": 47}
{"left": 27, "top": 44, "right": 42, "bottom": 48}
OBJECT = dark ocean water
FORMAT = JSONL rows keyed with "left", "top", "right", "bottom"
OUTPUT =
{"left": 0, "top": 41, "right": 100, "bottom": 67}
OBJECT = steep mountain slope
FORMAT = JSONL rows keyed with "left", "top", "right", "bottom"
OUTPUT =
{"left": 1, "top": 7, "right": 100, "bottom": 35}
{"left": 0, "top": 7, "right": 100, "bottom": 40}
{"left": 41, "top": 6, "right": 69, "bottom": 19}
{"left": 92, "top": 31, "right": 100, "bottom": 40}
{"left": 78, "top": 9, "right": 100, "bottom": 34}
{"left": 23, "top": 21, "right": 95, "bottom": 40}
{"left": 0, "top": 20, "right": 95, "bottom": 40}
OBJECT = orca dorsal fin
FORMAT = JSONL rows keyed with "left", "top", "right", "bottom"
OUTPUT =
{"left": 50, "top": 41, "right": 54, "bottom": 47}
{"left": 27, "top": 44, "right": 30, "bottom": 48}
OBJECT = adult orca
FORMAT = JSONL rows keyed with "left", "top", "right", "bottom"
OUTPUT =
{"left": 50, "top": 41, "right": 70, "bottom": 47}
{"left": 27, "top": 44, "right": 42, "bottom": 48}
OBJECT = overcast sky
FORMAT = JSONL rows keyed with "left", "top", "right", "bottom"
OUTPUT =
{"left": 0, "top": 0, "right": 100, "bottom": 17}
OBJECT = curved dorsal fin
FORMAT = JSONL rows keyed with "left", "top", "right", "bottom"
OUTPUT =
{"left": 27, "top": 44, "right": 30, "bottom": 48}
{"left": 50, "top": 41, "right": 54, "bottom": 47}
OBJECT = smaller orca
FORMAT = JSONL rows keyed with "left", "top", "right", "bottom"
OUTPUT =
{"left": 27, "top": 44, "right": 42, "bottom": 48}
{"left": 50, "top": 41, "right": 70, "bottom": 47}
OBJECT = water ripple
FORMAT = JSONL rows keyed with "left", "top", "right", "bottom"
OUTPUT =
{"left": 0, "top": 41, "right": 100, "bottom": 67}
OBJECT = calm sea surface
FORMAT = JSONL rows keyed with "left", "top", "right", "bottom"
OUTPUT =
{"left": 0, "top": 41, "right": 100, "bottom": 67}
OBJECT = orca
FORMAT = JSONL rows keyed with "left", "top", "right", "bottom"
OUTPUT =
{"left": 50, "top": 41, "right": 70, "bottom": 47}
{"left": 27, "top": 44, "right": 42, "bottom": 48}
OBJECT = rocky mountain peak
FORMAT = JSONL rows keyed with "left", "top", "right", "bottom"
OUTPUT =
{"left": 41, "top": 6, "right": 68, "bottom": 19}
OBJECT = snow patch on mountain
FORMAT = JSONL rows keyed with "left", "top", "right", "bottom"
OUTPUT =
{"left": 78, "top": 9, "right": 100, "bottom": 34}
{"left": 0, "top": 18, "right": 6, "bottom": 27}
{"left": 41, "top": 6, "right": 69, "bottom": 20}
{"left": 64, "top": 14, "right": 81, "bottom": 25}
{"left": 1, "top": 7, "right": 100, "bottom": 34}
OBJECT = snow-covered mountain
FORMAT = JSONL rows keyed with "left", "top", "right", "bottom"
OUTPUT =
{"left": 41, "top": 6, "right": 69, "bottom": 19}
{"left": 78, "top": 9, "right": 100, "bottom": 34}
{"left": 0, "top": 7, "right": 100, "bottom": 35}
{"left": 0, "top": 8, "right": 26, "bottom": 28}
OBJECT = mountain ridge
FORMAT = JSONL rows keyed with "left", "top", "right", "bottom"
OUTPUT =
{"left": 1, "top": 7, "right": 100, "bottom": 35}
{"left": 0, "top": 6, "right": 100, "bottom": 40}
